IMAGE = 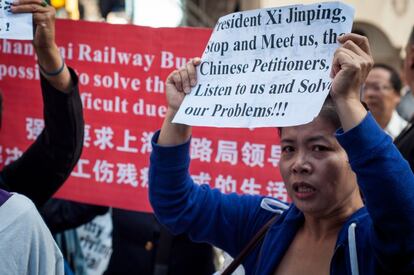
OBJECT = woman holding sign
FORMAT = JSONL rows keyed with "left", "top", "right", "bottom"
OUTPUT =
{"left": 149, "top": 33, "right": 414, "bottom": 274}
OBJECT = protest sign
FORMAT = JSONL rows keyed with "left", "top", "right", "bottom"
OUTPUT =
{"left": 0, "top": 0, "right": 33, "bottom": 40}
{"left": 76, "top": 212, "right": 113, "bottom": 275}
{"left": 0, "top": 19, "right": 287, "bottom": 212}
{"left": 173, "top": 2, "right": 355, "bottom": 128}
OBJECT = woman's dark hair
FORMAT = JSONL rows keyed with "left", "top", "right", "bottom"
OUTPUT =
{"left": 317, "top": 95, "right": 341, "bottom": 129}
{"left": 278, "top": 95, "right": 340, "bottom": 136}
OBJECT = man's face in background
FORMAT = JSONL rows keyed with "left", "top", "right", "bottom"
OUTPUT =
{"left": 363, "top": 67, "right": 400, "bottom": 126}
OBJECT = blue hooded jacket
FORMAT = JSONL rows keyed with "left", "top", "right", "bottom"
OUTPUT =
{"left": 149, "top": 113, "right": 414, "bottom": 274}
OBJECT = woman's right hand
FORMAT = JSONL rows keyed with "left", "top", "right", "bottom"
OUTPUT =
{"left": 158, "top": 58, "right": 200, "bottom": 146}
{"left": 165, "top": 58, "right": 201, "bottom": 113}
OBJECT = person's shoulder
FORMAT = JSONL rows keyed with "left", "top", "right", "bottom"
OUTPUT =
{"left": 1, "top": 194, "right": 40, "bottom": 221}
{"left": 0, "top": 193, "right": 42, "bottom": 233}
{"left": 8, "top": 193, "right": 36, "bottom": 209}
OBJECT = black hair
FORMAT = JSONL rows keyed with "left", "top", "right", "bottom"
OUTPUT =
{"left": 318, "top": 95, "right": 341, "bottom": 129}
{"left": 278, "top": 95, "right": 340, "bottom": 136}
{"left": 372, "top": 63, "right": 402, "bottom": 95}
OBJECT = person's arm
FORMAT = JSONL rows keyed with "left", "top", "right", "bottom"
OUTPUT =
{"left": 0, "top": 1, "right": 84, "bottom": 207}
{"left": 12, "top": 0, "right": 73, "bottom": 92}
{"left": 157, "top": 58, "right": 200, "bottom": 146}
{"left": 329, "top": 34, "right": 372, "bottom": 130}
{"left": 0, "top": 68, "right": 83, "bottom": 207}
{"left": 150, "top": 130, "right": 272, "bottom": 257}
{"left": 331, "top": 34, "right": 414, "bottom": 272}
{"left": 149, "top": 59, "right": 280, "bottom": 258}
{"left": 338, "top": 112, "right": 414, "bottom": 272}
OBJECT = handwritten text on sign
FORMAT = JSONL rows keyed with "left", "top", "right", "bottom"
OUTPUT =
{"left": 173, "top": 2, "right": 354, "bottom": 128}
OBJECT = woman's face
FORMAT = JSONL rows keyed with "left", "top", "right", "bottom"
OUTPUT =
{"left": 279, "top": 116, "right": 358, "bottom": 217}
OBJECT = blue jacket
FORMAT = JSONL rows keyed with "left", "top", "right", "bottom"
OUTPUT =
{"left": 149, "top": 113, "right": 414, "bottom": 275}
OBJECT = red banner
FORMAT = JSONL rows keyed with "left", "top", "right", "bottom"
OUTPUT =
{"left": 0, "top": 19, "right": 286, "bottom": 212}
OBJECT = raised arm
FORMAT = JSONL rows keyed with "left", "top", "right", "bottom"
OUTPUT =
{"left": 12, "top": 0, "right": 73, "bottom": 92}
{"left": 157, "top": 58, "right": 201, "bottom": 146}
{"left": 332, "top": 34, "right": 414, "bottom": 272}
{"left": 149, "top": 59, "right": 282, "bottom": 264}
{"left": 329, "top": 34, "right": 373, "bottom": 130}
{"left": 0, "top": 1, "right": 84, "bottom": 207}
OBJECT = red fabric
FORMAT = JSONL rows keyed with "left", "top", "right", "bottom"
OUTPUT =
{"left": 0, "top": 19, "right": 286, "bottom": 212}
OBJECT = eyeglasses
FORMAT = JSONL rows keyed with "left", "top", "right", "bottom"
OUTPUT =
{"left": 362, "top": 83, "right": 393, "bottom": 93}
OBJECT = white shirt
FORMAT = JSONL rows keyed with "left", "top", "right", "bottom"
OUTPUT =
{"left": 385, "top": 110, "right": 408, "bottom": 139}
{"left": 0, "top": 193, "right": 64, "bottom": 275}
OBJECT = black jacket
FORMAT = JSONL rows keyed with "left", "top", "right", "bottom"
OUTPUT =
{"left": 42, "top": 203, "right": 216, "bottom": 275}
{"left": 104, "top": 210, "right": 215, "bottom": 275}
{"left": 394, "top": 116, "right": 414, "bottom": 172}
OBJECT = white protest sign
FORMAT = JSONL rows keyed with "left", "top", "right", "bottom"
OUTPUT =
{"left": 173, "top": 2, "right": 354, "bottom": 128}
{"left": 77, "top": 212, "right": 113, "bottom": 275}
{"left": 0, "top": 0, "right": 33, "bottom": 40}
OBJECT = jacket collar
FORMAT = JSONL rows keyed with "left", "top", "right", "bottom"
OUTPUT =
{"left": 254, "top": 205, "right": 368, "bottom": 274}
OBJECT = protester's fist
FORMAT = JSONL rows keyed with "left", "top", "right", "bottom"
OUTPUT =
{"left": 11, "top": 0, "right": 56, "bottom": 49}
{"left": 330, "top": 33, "right": 373, "bottom": 102}
{"left": 165, "top": 58, "right": 201, "bottom": 112}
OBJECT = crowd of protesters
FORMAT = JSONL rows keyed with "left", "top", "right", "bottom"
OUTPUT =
{"left": 1, "top": 0, "right": 414, "bottom": 274}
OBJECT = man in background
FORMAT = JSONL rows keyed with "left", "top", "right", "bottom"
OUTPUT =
{"left": 363, "top": 63, "right": 407, "bottom": 139}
